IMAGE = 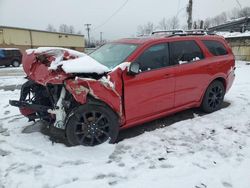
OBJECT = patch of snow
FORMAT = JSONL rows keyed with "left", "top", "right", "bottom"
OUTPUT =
{"left": 179, "top": 60, "right": 188, "bottom": 64}
{"left": 193, "top": 57, "right": 200, "bottom": 61}
{"left": 217, "top": 31, "right": 250, "bottom": 38}
{"left": 0, "top": 76, "right": 26, "bottom": 87}
{"left": 61, "top": 56, "right": 110, "bottom": 74}
{"left": 26, "top": 47, "right": 85, "bottom": 57}
{"left": 226, "top": 17, "right": 247, "bottom": 23}
{"left": 112, "top": 62, "right": 130, "bottom": 71}
{"left": 100, "top": 75, "right": 115, "bottom": 89}
{"left": 0, "top": 48, "right": 20, "bottom": 51}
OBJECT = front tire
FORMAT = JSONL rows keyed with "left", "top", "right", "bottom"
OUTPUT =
{"left": 201, "top": 80, "right": 225, "bottom": 113}
{"left": 66, "top": 103, "right": 119, "bottom": 146}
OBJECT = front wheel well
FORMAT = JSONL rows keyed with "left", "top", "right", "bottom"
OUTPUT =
{"left": 86, "top": 95, "right": 120, "bottom": 120}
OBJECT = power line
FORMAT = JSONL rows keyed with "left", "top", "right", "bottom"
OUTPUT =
{"left": 235, "top": 0, "right": 242, "bottom": 9}
{"left": 93, "top": 0, "right": 129, "bottom": 30}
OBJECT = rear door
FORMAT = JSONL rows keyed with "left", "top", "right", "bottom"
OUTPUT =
{"left": 123, "top": 43, "right": 176, "bottom": 123}
{"left": 170, "top": 40, "right": 208, "bottom": 107}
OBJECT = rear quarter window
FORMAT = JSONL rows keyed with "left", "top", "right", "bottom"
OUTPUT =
{"left": 202, "top": 40, "right": 228, "bottom": 56}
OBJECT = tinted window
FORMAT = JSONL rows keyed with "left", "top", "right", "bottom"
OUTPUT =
{"left": 202, "top": 40, "right": 228, "bottom": 56}
{"left": 170, "top": 40, "right": 204, "bottom": 65}
{"left": 136, "top": 44, "right": 169, "bottom": 72}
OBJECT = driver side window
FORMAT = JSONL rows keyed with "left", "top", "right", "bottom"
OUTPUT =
{"left": 135, "top": 44, "right": 169, "bottom": 72}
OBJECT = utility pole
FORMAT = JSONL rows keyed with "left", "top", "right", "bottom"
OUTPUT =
{"left": 100, "top": 32, "right": 103, "bottom": 45}
{"left": 84, "top": 24, "right": 91, "bottom": 47}
{"left": 186, "top": 0, "right": 193, "bottom": 30}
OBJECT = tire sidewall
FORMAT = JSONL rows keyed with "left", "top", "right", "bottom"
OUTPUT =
{"left": 201, "top": 81, "right": 225, "bottom": 113}
{"left": 66, "top": 103, "right": 119, "bottom": 146}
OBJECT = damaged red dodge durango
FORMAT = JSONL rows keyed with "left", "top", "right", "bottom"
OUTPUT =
{"left": 10, "top": 31, "right": 235, "bottom": 146}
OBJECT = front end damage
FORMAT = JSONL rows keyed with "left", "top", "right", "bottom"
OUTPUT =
{"left": 9, "top": 48, "right": 125, "bottom": 138}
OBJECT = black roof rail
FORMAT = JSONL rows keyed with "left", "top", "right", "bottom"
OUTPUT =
{"left": 151, "top": 30, "right": 184, "bottom": 35}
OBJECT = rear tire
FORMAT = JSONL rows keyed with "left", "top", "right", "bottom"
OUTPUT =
{"left": 201, "top": 80, "right": 225, "bottom": 113}
{"left": 66, "top": 103, "right": 119, "bottom": 146}
{"left": 12, "top": 60, "right": 20, "bottom": 67}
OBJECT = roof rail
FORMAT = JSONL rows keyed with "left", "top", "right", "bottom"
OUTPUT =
{"left": 151, "top": 30, "right": 184, "bottom": 35}
{"left": 185, "top": 29, "right": 206, "bottom": 34}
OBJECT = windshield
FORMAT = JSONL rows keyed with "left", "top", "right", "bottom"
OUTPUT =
{"left": 89, "top": 43, "right": 137, "bottom": 69}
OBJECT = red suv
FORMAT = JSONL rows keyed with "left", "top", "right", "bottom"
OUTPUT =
{"left": 10, "top": 31, "right": 235, "bottom": 146}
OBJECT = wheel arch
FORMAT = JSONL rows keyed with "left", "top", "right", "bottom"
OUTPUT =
{"left": 199, "top": 76, "right": 227, "bottom": 105}
{"left": 64, "top": 93, "right": 121, "bottom": 131}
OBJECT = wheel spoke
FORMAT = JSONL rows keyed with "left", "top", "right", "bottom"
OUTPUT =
{"left": 96, "top": 128, "right": 109, "bottom": 137}
{"left": 98, "top": 123, "right": 110, "bottom": 129}
{"left": 90, "top": 135, "right": 95, "bottom": 146}
{"left": 95, "top": 134, "right": 103, "bottom": 144}
{"left": 96, "top": 115, "right": 104, "bottom": 124}
{"left": 79, "top": 132, "right": 89, "bottom": 144}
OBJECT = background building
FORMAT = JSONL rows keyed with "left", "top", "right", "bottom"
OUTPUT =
{"left": 208, "top": 17, "right": 250, "bottom": 61}
{"left": 0, "top": 26, "right": 85, "bottom": 54}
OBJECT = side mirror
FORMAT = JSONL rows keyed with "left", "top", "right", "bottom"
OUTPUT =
{"left": 128, "top": 62, "right": 140, "bottom": 75}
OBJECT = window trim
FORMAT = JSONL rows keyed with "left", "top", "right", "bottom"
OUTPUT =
{"left": 133, "top": 42, "right": 177, "bottom": 73}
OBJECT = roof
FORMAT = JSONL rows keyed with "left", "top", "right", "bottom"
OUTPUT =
{"left": 209, "top": 17, "right": 250, "bottom": 32}
{"left": 0, "top": 25, "right": 85, "bottom": 37}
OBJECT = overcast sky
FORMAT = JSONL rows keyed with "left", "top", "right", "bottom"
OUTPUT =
{"left": 0, "top": 0, "right": 250, "bottom": 40}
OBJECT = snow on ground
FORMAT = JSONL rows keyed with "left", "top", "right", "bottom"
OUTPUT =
{"left": 217, "top": 31, "right": 250, "bottom": 38}
{"left": 0, "top": 76, "right": 26, "bottom": 87}
{"left": 0, "top": 61, "right": 250, "bottom": 188}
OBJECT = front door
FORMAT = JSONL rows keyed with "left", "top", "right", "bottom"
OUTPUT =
{"left": 123, "top": 43, "right": 176, "bottom": 124}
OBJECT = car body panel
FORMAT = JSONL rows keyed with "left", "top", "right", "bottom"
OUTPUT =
{"left": 11, "top": 34, "right": 235, "bottom": 131}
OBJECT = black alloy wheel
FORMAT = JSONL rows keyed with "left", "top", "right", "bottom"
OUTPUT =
{"left": 201, "top": 80, "right": 225, "bottom": 113}
{"left": 66, "top": 104, "right": 119, "bottom": 146}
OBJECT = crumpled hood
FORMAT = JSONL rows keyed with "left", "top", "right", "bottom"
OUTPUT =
{"left": 23, "top": 47, "right": 110, "bottom": 85}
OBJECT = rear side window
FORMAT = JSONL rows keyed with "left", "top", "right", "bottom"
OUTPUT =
{"left": 136, "top": 43, "right": 169, "bottom": 72}
{"left": 202, "top": 40, "right": 228, "bottom": 56}
{"left": 170, "top": 40, "right": 204, "bottom": 65}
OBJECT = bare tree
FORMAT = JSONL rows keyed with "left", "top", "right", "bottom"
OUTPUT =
{"left": 186, "top": 0, "right": 193, "bottom": 29}
{"left": 158, "top": 16, "right": 180, "bottom": 30}
{"left": 238, "top": 7, "right": 250, "bottom": 17}
{"left": 77, "top": 30, "right": 83, "bottom": 35}
{"left": 158, "top": 18, "right": 169, "bottom": 30}
{"left": 204, "top": 18, "right": 211, "bottom": 29}
{"left": 193, "top": 21, "right": 197, "bottom": 29}
{"left": 170, "top": 16, "right": 180, "bottom": 29}
{"left": 59, "top": 24, "right": 69, "bottom": 33}
{"left": 137, "top": 22, "right": 154, "bottom": 36}
{"left": 46, "top": 24, "right": 57, "bottom": 32}
{"left": 68, "top": 25, "right": 75, "bottom": 34}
